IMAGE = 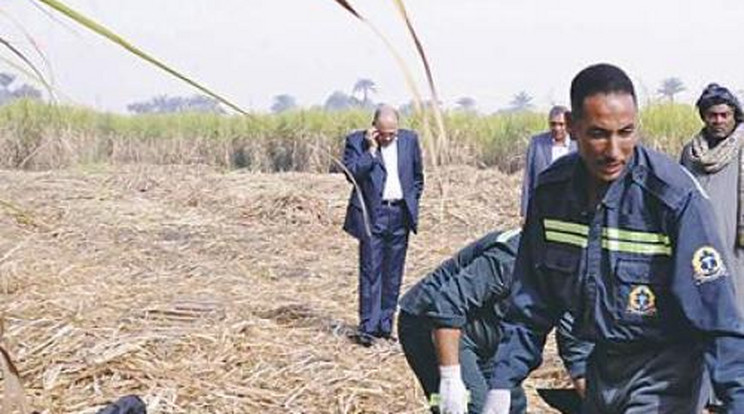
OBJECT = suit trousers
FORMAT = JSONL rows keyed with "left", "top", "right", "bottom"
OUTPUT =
{"left": 358, "top": 202, "right": 409, "bottom": 336}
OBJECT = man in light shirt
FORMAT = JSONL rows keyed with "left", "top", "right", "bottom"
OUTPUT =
{"left": 680, "top": 83, "right": 744, "bottom": 412}
{"left": 520, "top": 106, "right": 577, "bottom": 217}
{"left": 342, "top": 104, "right": 424, "bottom": 347}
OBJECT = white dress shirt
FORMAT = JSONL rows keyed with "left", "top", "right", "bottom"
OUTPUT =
{"left": 550, "top": 138, "right": 571, "bottom": 164}
{"left": 380, "top": 138, "right": 403, "bottom": 201}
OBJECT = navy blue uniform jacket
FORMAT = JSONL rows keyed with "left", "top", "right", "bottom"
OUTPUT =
{"left": 491, "top": 145, "right": 744, "bottom": 411}
{"left": 342, "top": 129, "right": 424, "bottom": 239}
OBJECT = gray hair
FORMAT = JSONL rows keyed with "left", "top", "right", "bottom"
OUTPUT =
{"left": 373, "top": 104, "right": 400, "bottom": 123}
{"left": 548, "top": 105, "right": 569, "bottom": 120}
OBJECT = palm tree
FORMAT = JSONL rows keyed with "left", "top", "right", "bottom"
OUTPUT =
{"left": 509, "top": 91, "right": 533, "bottom": 112}
{"left": 0, "top": 73, "right": 16, "bottom": 104}
{"left": 399, "top": 100, "right": 416, "bottom": 117}
{"left": 0, "top": 73, "right": 15, "bottom": 90}
{"left": 657, "top": 78, "right": 685, "bottom": 103}
{"left": 324, "top": 91, "right": 355, "bottom": 111}
{"left": 12, "top": 84, "right": 41, "bottom": 100}
{"left": 456, "top": 96, "right": 477, "bottom": 113}
{"left": 352, "top": 78, "right": 377, "bottom": 107}
{"left": 270, "top": 94, "right": 297, "bottom": 113}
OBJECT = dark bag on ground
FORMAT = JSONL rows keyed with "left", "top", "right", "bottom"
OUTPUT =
{"left": 537, "top": 388, "right": 582, "bottom": 414}
{"left": 95, "top": 395, "right": 146, "bottom": 414}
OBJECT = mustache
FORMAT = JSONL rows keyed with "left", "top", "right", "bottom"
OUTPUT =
{"left": 596, "top": 156, "right": 622, "bottom": 166}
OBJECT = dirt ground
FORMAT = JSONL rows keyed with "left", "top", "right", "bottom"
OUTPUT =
{"left": 0, "top": 164, "right": 570, "bottom": 413}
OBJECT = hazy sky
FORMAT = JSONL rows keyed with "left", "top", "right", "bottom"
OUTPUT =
{"left": 3, "top": 0, "right": 744, "bottom": 113}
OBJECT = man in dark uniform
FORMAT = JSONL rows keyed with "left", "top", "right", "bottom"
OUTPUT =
{"left": 342, "top": 104, "right": 424, "bottom": 347}
{"left": 399, "top": 229, "right": 592, "bottom": 414}
{"left": 482, "top": 64, "right": 744, "bottom": 414}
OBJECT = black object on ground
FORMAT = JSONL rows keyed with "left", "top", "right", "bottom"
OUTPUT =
{"left": 96, "top": 395, "right": 147, "bottom": 414}
{"left": 536, "top": 388, "right": 582, "bottom": 414}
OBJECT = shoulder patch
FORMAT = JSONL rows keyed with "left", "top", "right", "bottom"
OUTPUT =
{"left": 692, "top": 246, "right": 727, "bottom": 284}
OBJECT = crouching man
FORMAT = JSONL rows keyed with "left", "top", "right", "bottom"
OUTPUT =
{"left": 398, "top": 229, "right": 591, "bottom": 414}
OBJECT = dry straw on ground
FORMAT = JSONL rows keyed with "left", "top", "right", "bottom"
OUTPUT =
{"left": 0, "top": 164, "right": 567, "bottom": 413}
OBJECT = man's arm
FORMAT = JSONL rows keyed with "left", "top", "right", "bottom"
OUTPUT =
{"left": 433, "top": 326, "right": 467, "bottom": 414}
{"left": 429, "top": 236, "right": 510, "bottom": 414}
{"left": 488, "top": 199, "right": 563, "bottom": 392}
{"left": 411, "top": 132, "right": 424, "bottom": 200}
{"left": 342, "top": 131, "right": 379, "bottom": 182}
{"left": 670, "top": 190, "right": 744, "bottom": 413}
{"left": 434, "top": 328, "right": 462, "bottom": 366}
{"left": 482, "top": 209, "right": 563, "bottom": 414}
{"left": 555, "top": 312, "right": 593, "bottom": 397}
{"left": 414, "top": 232, "right": 512, "bottom": 414}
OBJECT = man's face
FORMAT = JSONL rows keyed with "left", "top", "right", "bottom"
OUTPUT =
{"left": 703, "top": 103, "right": 736, "bottom": 140}
{"left": 549, "top": 113, "right": 568, "bottom": 142}
{"left": 374, "top": 113, "right": 398, "bottom": 146}
{"left": 570, "top": 93, "right": 638, "bottom": 183}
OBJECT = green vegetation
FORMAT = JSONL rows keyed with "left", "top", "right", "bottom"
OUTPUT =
{"left": 639, "top": 102, "right": 701, "bottom": 155}
{"left": 0, "top": 100, "right": 703, "bottom": 172}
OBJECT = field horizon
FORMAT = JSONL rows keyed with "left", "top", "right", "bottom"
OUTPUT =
{"left": 0, "top": 100, "right": 702, "bottom": 174}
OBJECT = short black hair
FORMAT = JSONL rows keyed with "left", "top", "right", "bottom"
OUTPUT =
{"left": 570, "top": 64, "right": 637, "bottom": 120}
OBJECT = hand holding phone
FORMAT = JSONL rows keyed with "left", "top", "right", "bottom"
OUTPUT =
{"left": 365, "top": 127, "right": 379, "bottom": 151}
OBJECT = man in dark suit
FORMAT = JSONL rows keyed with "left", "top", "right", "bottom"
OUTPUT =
{"left": 342, "top": 104, "right": 424, "bottom": 347}
{"left": 520, "top": 106, "right": 577, "bottom": 217}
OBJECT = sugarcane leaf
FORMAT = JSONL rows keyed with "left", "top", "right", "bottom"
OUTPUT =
{"left": 0, "top": 35, "right": 54, "bottom": 99}
{"left": 32, "top": 0, "right": 248, "bottom": 115}
{"left": 331, "top": 0, "right": 364, "bottom": 20}
{"left": 391, "top": 0, "right": 448, "bottom": 162}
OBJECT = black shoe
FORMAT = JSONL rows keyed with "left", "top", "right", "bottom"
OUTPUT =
{"left": 376, "top": 332, "right": 398, "bottom": 343}
{"left": 354, "top": 332, "right": 376, "bottom": 347}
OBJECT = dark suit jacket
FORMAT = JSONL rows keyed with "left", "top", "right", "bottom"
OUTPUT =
{"left": 520, "top": 132, "right": 577, "bottom": 216}
{"left": 342, "top": 129, "right": 424, "bottom": 240}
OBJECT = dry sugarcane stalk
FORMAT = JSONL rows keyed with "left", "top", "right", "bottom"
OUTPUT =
{"left": 0, "top": 319, "right": 30, "bottom": 414}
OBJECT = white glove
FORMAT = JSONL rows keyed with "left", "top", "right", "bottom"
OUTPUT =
{"left": 482, "top": 389, "right": 511, "bottom": 414}
{"left": 438, "top": 365, "right": 468, "bottom": 414}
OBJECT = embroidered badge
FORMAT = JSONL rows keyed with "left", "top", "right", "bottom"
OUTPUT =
{"left": 692, "top": 246, "right": 727, "bottom": 284}
{"left": 627, "top": 285, "right": 657, "bottom": 316}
